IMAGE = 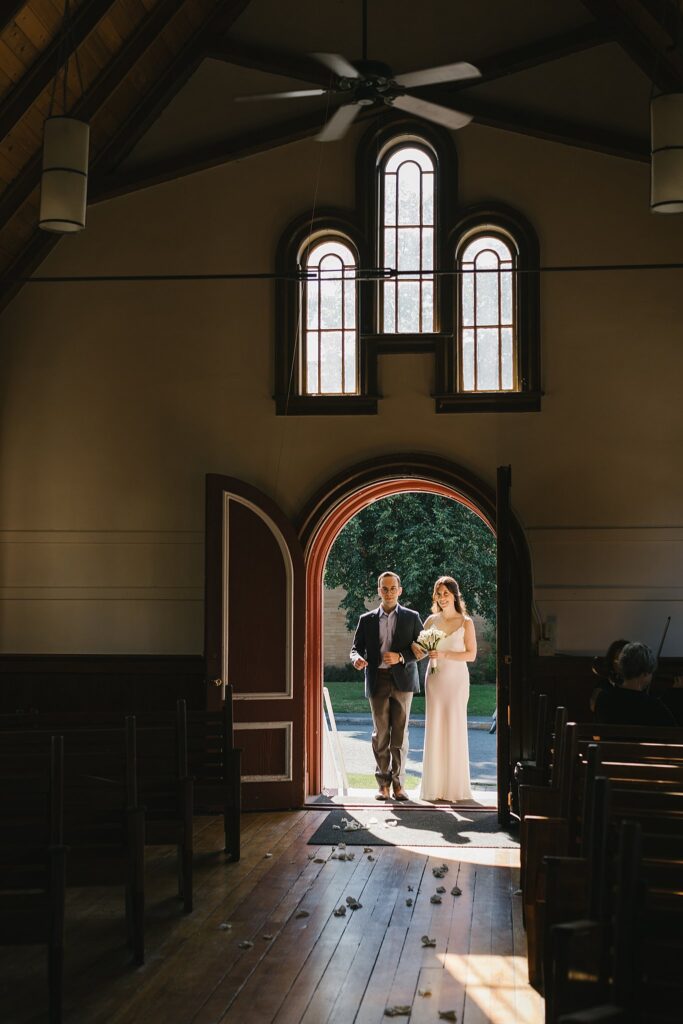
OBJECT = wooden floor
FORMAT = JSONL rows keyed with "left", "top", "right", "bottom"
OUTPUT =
{"left": 2, "top": 810, "right": 544, "bottom": 1023}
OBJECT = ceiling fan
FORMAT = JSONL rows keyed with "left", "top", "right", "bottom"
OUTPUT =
{"left": 235, "top": 1, "right": 481, "bottom": 141}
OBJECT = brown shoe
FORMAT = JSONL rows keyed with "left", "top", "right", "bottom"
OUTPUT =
{"left": 393, "top": 786, "right": 409, "bottom": 801}
{"left": 375, "top": 784, "right": 390, "bottom": 801}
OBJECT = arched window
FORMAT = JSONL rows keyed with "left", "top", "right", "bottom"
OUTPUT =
{"left": 275, "top": 126, "right": 540, "bottom": 415}
{"left": 458, "top": 230, "right": 516, "bottom": 392}
{"left": 302, "top": 238, "right": 358, "bottom": 395}
{"left": 380, "top": 143, "right": 435, "bottom": 334}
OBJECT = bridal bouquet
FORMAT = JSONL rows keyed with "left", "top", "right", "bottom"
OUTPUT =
{"left": 416, "top": 626, "right": 447, "bottom": 674}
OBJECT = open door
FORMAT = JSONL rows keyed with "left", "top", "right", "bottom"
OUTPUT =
{"left": 496, "top": 465, "right": 513, "bottom": 826}
{"left": 205, "top": 474, "right": 305, "bottom": 810}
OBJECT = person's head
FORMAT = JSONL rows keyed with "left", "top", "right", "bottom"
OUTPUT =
{"left": 617, "top": 642, "right": 657, "bottom": 689}
{"left": 377, "top": 571, "right": 402, "bottom": 611}
{"left": 431, "top": 576, "right": 467, "bottom": 615}
{"left": 605, "top": 638, "right": 629, "bottom": 682}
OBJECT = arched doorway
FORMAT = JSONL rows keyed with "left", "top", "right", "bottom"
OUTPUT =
{"left": 297, "top": 455, "right": 532, "bottom": 812}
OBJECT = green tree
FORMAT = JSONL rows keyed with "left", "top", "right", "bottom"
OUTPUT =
{"left": 324, "top": 493, "right": 496, "bottom": 631}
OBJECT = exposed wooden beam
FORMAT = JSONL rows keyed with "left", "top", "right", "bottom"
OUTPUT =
{"left": 92, "top": 107, "right": 363, "bottom": 200}
{"left": 95, "top": 88, "right": 649, "bottom": 206}
{"left": 93, "top": 0, "right": 251, "bottom": 175}
{"left": 436, "top": 93, "right": 649, "bottom": 162}
{"left": 0, "top": 0, "right": 190, "bottom": 230}
{"left": 445, "top": 23, "right": 612, "bottom": 91}
{"left": 580, "top": 0, "right": 683, "bottom": 91}
{"left": 0, "top": 0, "right": 251, "bottom": 312}
{"left": 205, "top": 37, "right": 334, "bottom": 88}
{"left": 0, "top": 3, "right": 27, "bottom": 37}
{"left": 0, "top": 0, "right": 117, "bottom": 143}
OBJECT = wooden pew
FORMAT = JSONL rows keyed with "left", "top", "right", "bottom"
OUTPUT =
{"left": 520, "top": 724, "right": 683, "bottom": 989}
{"left": 549, "top": 816, "right": 683, "bottom": 1023}
{"left": 1, "top": 694, "right": 241, "bottom": 864}
{"left": 543, "top": 771, "right": 683, "bottom": 1020}
{"left": 0, "top": 735, "right": 66, "bottom": 1023}
{"left": 186, "top": 696, "right": 241, "bottom": 861}
{"left": 0, "top": 719, "right": 145, "bottom": 965}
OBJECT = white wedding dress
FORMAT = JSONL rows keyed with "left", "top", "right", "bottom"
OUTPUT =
{"left": 420, "top": 619, "right": 473, "bottom": 802}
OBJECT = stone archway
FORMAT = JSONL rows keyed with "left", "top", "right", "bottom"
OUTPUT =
{"left": 296, "top": 454, "right": 532, "bottom": 798}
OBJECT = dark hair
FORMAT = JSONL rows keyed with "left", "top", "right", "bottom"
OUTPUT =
{"left": 431, "top": 576, "right": 467, "bottom": 616}
{"left": 377, "top": 571, "right": 401, "bottom": 588}
{"left": 605, "top": 638, "right": 629, "bottom": 684}
{"left": 617, "top": 642, "right": 657, "bottom": 683}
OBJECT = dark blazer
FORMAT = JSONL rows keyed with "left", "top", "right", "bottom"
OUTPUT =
{"left": 350, "top": 604, "right": 423, "bottom": 698}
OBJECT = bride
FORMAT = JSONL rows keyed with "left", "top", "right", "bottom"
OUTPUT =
{"left": 413, "top": 576, "right": 477, "bottom": 802}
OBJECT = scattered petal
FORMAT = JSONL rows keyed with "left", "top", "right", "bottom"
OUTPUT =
{"left": 337, "top": 842, "right": 347, "bottom": 850}
{"left": 407, "top": 885, "right": 414, "bottom": 892}
{"left": 367, "top": 854, "right": 375, "bottom": 861}
{"left": 238, "top": 940, "right": 254, "bottom": 950}
{"left": 430, "top": 895, "right": 442, "bottom": 904}
{"left": 265, "top": 853, "right": 273, "bottom": 858}
{"left": 421, "top": 935, "right": 436, "bottom": 947}
{"left": 418, "top": 988, "right": 432, "bottom": 997}
{"left": 332, "top": 824, "right": 341, "bottom": 830}
{"left": 384, "top": 1006, "right": 412, "bottom": 1017}
{"left": 262, "top": 934, "right": 273, "bottom": 940}
{"left": 333, "top": 905, "right": 347, "bottom": 917}
{"left": 364, "top": 847, "right": 374, "bottom": 853}
{"left": 346, "top": 897, "right": 363, "bottom": 910}
{"left": 218, "top": 922, "right": 232, "bottom": 930}
{"left": 368, "top": 817, "right": 378, "bottom": 825}
{"left": 436, "top": 886, "right": 446, "bottom": 894}
{"left": 307, "top": 853, "right": 316, "bottom": 859}
{"left": 313, "top": 858, "right": 326, "bottom": 864}
{"left": 438, "top": 1012, "right": 458, "bottom": 1021}
{"left": 451, "top": 885, "right": 462, "bottom": 896}
{"left": 295, "top": 910, "right": 309, "bottom": 919}
{"left": 405, "top": 898, "right": 413, "bottom": 907}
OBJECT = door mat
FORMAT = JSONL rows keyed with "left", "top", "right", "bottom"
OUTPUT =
{"left": 307, "top": 808, "right": 519, "bottom": 847}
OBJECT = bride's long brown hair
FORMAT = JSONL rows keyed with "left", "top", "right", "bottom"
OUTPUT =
{"left": 431, "top": 576, "right": 467, "bottom": 616}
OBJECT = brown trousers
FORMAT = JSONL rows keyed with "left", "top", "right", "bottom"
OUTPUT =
{"left": 368, "top": 669, "right": 413, "bottom": 787}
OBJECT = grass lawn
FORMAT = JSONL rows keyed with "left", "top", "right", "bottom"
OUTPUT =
{"left": 325, "top": 680, "right": 496, "bottom": 716}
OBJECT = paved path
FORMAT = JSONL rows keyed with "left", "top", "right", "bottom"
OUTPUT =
{"left": 324, "top": 713, "right": 497, "bottom": 791}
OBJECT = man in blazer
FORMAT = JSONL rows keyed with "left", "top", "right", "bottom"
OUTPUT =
{"left": 350, "top": 571, "right": 423, "bottom": 801}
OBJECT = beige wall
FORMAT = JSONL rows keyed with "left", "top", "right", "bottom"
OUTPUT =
{"left": 1, "top": 123, "right": 681, "bottom": 655}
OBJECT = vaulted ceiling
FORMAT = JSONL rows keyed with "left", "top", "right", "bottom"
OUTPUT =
{"left": 1, "top": 0, "right": 683, "bottom": 312}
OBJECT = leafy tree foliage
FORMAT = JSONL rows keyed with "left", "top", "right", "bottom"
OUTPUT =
{"left": 324, "top": 493, "right": 496, "bottom": 631}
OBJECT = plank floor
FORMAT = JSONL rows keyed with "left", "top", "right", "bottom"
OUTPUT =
{"left": 1, "top": 810, "right": 544, "bottom": 1023}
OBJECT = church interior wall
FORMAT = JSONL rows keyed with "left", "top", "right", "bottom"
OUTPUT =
{"left": 0, "top": 122, "right": 681, "bottom": 656}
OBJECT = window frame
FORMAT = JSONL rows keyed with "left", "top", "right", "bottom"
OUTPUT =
{"left": 275, "top": 122, "right": 541, "bottom": 415}
{"left": 441, "top": 204, "right": 541, "bottom": 413}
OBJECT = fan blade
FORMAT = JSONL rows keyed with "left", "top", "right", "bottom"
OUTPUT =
{"left": 311, "top": 52, "right": 362, "bottom": 80}
{"left": 235, "top": 88, "right": 327, "bottom": 102}
{"left": 391, "top": 94, "right": 472, "bottom": 130}
{"left": 393, "top": 61, "right": 481, "bottom": 88}
{"left": 316, "top": 104, "right": 361, "bottom": 142}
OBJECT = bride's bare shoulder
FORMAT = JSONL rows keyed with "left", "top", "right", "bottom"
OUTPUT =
{"left": 423, "top": 613, "right": 437, "bottom": 628}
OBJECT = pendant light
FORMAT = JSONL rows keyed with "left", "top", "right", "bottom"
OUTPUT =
{"left": 650, "top": 93, "right": 683, "bottom": 213}
{"left": 39, "top": 0, "right": 89, "bottom": 233}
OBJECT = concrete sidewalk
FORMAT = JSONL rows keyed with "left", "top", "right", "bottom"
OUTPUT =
{"left": 333, "top": 713, "right": 494, "bottom": 731}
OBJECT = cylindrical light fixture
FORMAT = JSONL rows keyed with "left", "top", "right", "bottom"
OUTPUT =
{"left": 650, "top": 93, "right": 683, "bottom": 213}
{"left": 39, "top": 115, "right": 90, "bottom": 232}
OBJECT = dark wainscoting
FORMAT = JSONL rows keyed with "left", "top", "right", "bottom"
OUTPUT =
{"left": 528, "top": 654, "right": 683, "bottom": 724}
{"left": 0, "top": 654, "right": 206, "bottom": 714}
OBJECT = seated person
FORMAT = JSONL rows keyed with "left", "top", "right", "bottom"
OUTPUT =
{"left": 594, "top": 642, "right": 676, "bottom": 727}
{"left": 589, "top": 637, "right": 629, "bottom": 713}
{"left": 660, "top": 675, "right": 683, "bottom": 726}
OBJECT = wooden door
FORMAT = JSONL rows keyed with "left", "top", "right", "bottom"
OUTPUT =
{"left": 205, "top": 474, "right": 305, "bottom": 810}
{"left": 496, "top": 465, "right": 513, "bottom": 826}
